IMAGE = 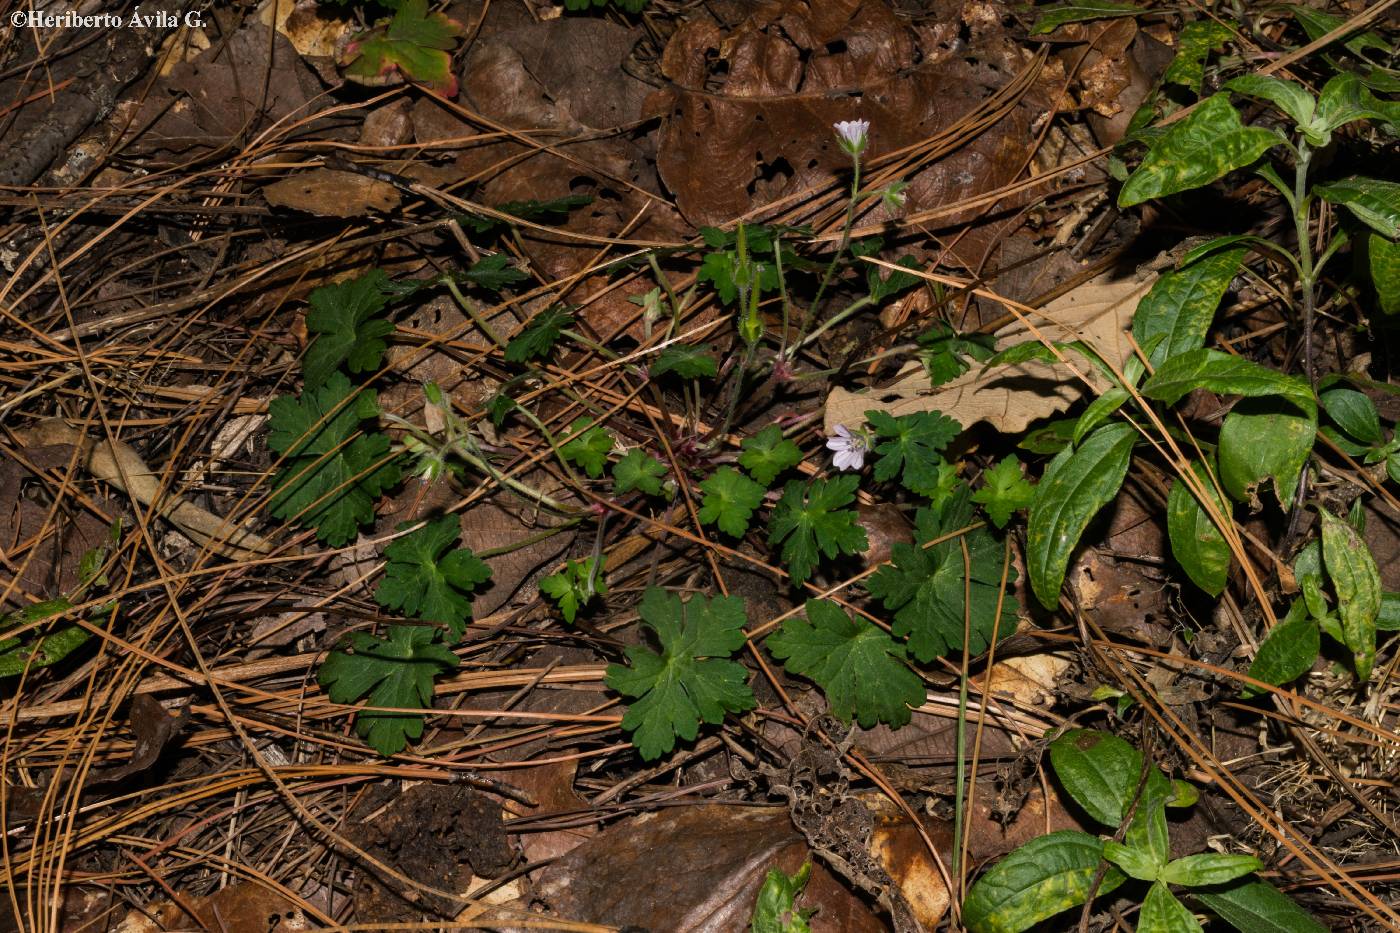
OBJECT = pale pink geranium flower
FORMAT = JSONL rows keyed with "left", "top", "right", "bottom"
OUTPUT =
{"left": 833, "top": 119, "right": 870, "bottom": 157}
{"left": 826, "top": 424, "right": 870, "bottom": 471}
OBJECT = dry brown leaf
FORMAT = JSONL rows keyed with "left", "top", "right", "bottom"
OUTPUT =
{"left": 116, "top": 880, "right": 309, "bottom": 933}
{"left": 263, "top": 169, "right": 402, "bottom": 218}
{"left": 825, "top": 268, "right": 1157, "bottom": 435}
{"left": 980, "top": 653, "right": 1072, "bottom": 707}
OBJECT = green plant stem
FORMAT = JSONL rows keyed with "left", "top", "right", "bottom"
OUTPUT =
{"left": 475, "top": 518, "right": 583, "bottom": 559}
{"left": 952, "top": 537, "right": 973, "bottom": 910}
{"left": 511, "top": 405, "right": 589, "bottom": 492}
{"left": 713, "top": 341, "right": 758, "bottom": 446}
{"left": 788, "top": 157, "right": 862, "bottom": 360}
{"left": 793, "top": 294, "right": 875, "bottom": 353}
{"left": 443, "top": 276, "right": 507, "bottom": 351}
{"left": 1292, "top": 141, "right": 1318, "bottom": 386}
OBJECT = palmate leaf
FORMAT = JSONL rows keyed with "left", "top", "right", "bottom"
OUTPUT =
{"left": 303, "top": 269, "right": 395, "bottom": 388}
{"left": 375, "top": 516, "right": 491, "bottom": 641}
{"left": 650, "top": 343, "right": 719, "bottom": 379}
{"left": 612, "top": 448, "right": 668, "bottom": 497}
{"left": 605, "top": 587, "right": 755, "bottom": 760}
{"left": 739, "top": 425, "right": 804, "bottom": 486}
{"left": 268, "top": 373, "right": 401, "bottom": 546}
{"left": 340, "top": 0, "right": 463, "bottom": 97}
{"left": 972, "top": 456, "right": 1035, "bottom": 528}
{"left": 505, "top": 306, "right": 573, "bottom": 363}
{"left": 768, "top": 476, "right": 868, "bottom": 586}
{"left": 697, "top": 467, "right": 765, "bottom": 538}
{"left": 558, "top": 417, "right": 615, "bottom": 478}
{"left": 319, "top": 624, "right": 459, "bottom": 756}
{"left": 767, "top": 599, "right": 924, "bottom": 728}
{"left": 865, "top": 409, "right": 961, "bottom": 493}
{"left": 866, "top": 488, "right": 1017, "bottom": 662}
{"left": 1118, "top": 94, "right": 1281, "bottom": 207}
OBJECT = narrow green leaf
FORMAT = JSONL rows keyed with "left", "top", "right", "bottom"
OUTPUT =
{"left": 962, "top": 831, "right": 1125, "bottom": 933}
{"left": 1167, "top": 459, "right": 1232, "bottom": 596}
{"left": 1192, "top": 876, "right": 1327, "bottom": 933}
{"left": 1029, "top": 0, "right": 1142, "bottom": 35}
{"left": 1223, "top": 75, "right": 1317, "bottom": 130}
{"left": 1133, "top": 250, "right": 1245, "bottom": 369}
{"left": 1026, "top": 423, "right": 1136, "bottom": 609}
{"left": 1368, "top": 233, "right": 1400, "bottom": 316}
{"left": 1218, "top": 398, "right": 1315, "bottom": 508}
{"left": 1315, "top": 177, "right": 1400, "bottom": 239}
{"left": 1103, "top": 840, "right": 1162, "bottom": 881}
{"left": 1289, "top": 4, "right": 1391, "bottom": 58}
{"left": 1243, "top": 603, "right": 1319, "bottom": 698}
{"left": 1320, "top": 508, "right": 1380, "bottom": 682}
{"left": 1161, "top": 853, "right": 1262, "bottom": 887}
{"left": 1141, "top": 881, "right": 1204, "bottom": 933}
{"left": 1119, "top": 94, "right": 1281, "bottom": 207}
{"left": 1139, "top": 348, "right": 1316, "bottom": 418}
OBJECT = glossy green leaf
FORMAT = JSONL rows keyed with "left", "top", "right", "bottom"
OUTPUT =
{"left": 1049, "top": 728, "right": 1170, "bottom": 828}
{"left": 1167, "top": 459, "right": 1232, "bottom": 596}
{"left": 1193, "top": 876, "right": 1327, "bottom": 933}
{"left": 1379, "top": 590, "right": 1400, "bottom": 631}
{"left": 1027, "top": 423, "right": 1136, "bottom": 609}
{"left": 1320, "top": 388, "right": 1382, "bottom": 444}
{"left": 1139, "top": 348, "right": 1316, "bottom": 417}
{"left": 1314, "top": 73, "right": 1400, "bottom": 142}
{"left": 1368, "top": 233, "right": 1400, "bottom": 316}
{"left": 1162, "top": 853, "right": 1262, "bottom": 887}
{"left": 1315, "top": 176, "right": 1400, "bottom": 239}
{"left": 1320, "top": 508, "right": 1380, "bottom": 682}
{"left": 1141, "top": 881, "right": 1204, "bottom": 933}
{"left": 1223, "top": 75, "right": 1316, "bottom": 131}
{"left": 1218, "top": 399, "right": 1315, "bottom": 508}
{"left": 1103, "top": 840, "right": 1162, "bottom": 881}
{"left": 1029, "top": 0, "right": 1142, "bottom": 34}
{"left": 750, "top": 862, "right": 813, "bottom": 933}
{"left": 962, "top": 831, "right": 1124, "bottom": 933}
{"left": 1243, "top": 603, "right": 1319, "bottom": 698}
{"left": 1133, "top": 250, "right": 1245, "bottom": 369}
{"left": 1074, "top": 386, "right": 1130, "bottom": 445}
{"left": 1162, "top": 21, "right": 1233, "bottom": 93}
{"left": 1119, "top": 94, "right": 1281, "bottom": 207}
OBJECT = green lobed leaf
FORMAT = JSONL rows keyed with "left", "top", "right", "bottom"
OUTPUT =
{"left": 1140, "top": 881, "right": 1205, "bottom": 933}
{"left": 612, "top": 448, "right": 668, "bottom": 497}
{"left": 1139, "top": 348, "right": 1316, "bottom": 417}
{"left": 540, "top": 556, "right": 606, "bottom": 624}
{"left": 1191, "top": 876, "right": 1327, "bottom": 933}
{"left": 750, "top": 862, "right": 813, "bottom": 933}
{"left": 698, "top": 467, "right": 766, "bottom": 538}
{"left": 866, "top": 255, "right": 923, "bottom": 302}
{"left": 268, "top": 374, "right": 400, "bottom": 547}
{"left": 1320, "top": 508, "right": 1380, "bottom": 682}
{"left": 1243, "top": 601, "right": 1319, "bottom": 698}
{"left": 962, "top": 831, "right": 1125, "bottom": 933}
{"left": 768, "top": 599, "right": 925, "bottom": 729}
{"left": 558, "top": 418, "right": 615, "bottom": 478}
{"left": 1133, "top": 249, "right": 1245, "bottom": 369}
{"left": 739, "top": 425, "right": 804, "bottom": 487}
{"left": 917, "top": 322, "right": 997, "bottom": 387}
{"left": 376, "top": 517, "right": 490, "bottom": 640}
{"left": 605, "top": 587, "right": 755, "bottom": 760}
{"left": 462, "top": 254, "right": 530, "bottom": 291}
{"left": 1026, "top": 423, "right": 1136, "bottom": 609}
{"left": 768, "top": 476, "right": 868, "bottom": 586}
{"left": 1217, "top": 398, "right": 1315, "bottom": 508}
{"left": 319, "top": 624, "right": 459, "bottom": 756}
{"left": 1162, "top": 21, "right": 1234, "bottom": 93}
{"left": 650, "top": 344, "right": 719, "bottom": 380}
{"left": 1118, "top": 94, "right": 1281, "bottom": 207}
{"left": 1320, "top": 388, "right": 1383, "bottom": 445}
{"left": 1167, "top": 459, "right": 1232, "bottom": 596}
{"left": 1029, "top": 0, "right": 1142, "bottom": 35}
{"left": 866, "top": 487, "right": 1018, "bottom": 662}
{"left": 341, "top": 0, "right": 462, "bottom": 96}
{"left": 865, "top": 409, "right": 962, "bottom": 494}
{"left": 505, "top": 306, "right": 574, "bottom": 363}
{"left": 303, "top": 269, "right": 395, "bottom": 388}
{"left": 1161, "top": 853, "right": 1263, "bottom": 887}
{"left": 972, "top": 456, "right": 1036, "bottom": 528}
{"left": 1368, "top": 233, "right": 1400, "bottom": 316}
{"left": 1223, "top": 75, "right": 1317, "bottom": 131}
{"left": 1316, "top": 176, "right": 1400, "bottom": 240}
